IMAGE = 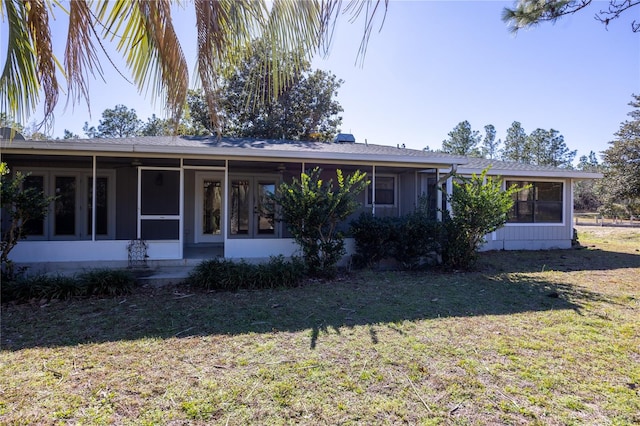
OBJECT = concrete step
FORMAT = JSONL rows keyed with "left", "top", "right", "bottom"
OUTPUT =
{"left": 136, "top": 266, "right": 194, "bottom": 287}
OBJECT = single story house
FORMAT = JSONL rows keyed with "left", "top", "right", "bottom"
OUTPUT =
{"left": 1, "top": 134, "right": 601, "bottom": 269}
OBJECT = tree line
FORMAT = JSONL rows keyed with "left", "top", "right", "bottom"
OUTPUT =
{"left": 434, "top": 120, "right": 577, "bottom": 169}
{"left": 433, "top": 94, "right": 640, "bottom": 219}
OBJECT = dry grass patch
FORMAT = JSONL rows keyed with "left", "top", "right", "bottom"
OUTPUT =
{"left": 1, "top": 226, "right": 638, "bottom": 425}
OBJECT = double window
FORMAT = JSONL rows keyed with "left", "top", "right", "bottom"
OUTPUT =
{"left": 507, "top": 181, "right": 563, "bottom": 223}
{"left": 19, "top": 169, "right": 115, "bottom": 240}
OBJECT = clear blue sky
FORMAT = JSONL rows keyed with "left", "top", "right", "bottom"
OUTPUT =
{"left": 4, "top": 1, "right": 640, "bottom": 161}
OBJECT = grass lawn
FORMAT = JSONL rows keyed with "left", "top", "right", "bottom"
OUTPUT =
{"left": 1, "top": 226, "right": 639, "bottom": 425}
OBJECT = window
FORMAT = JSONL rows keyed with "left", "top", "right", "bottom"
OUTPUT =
{"left": 54, "top": 176, "right": 77, "bottom": 236}
{"left": 22, "top": 174, "right": 46, "bottom": 236}
{"left": 507, "top": 181, "right": 563, "bottom": 223}
{"left": 367, "top": 176, "right": 396, "bottom": 206}
{"left": 17, "top": 168, "right": 115, "bottom": 240}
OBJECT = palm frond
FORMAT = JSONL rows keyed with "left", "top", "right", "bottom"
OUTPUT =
{"left": 194, "top": 0, "right": 266, "bottom": 134}
{"left": 96, "top": 0, "right": 189, "bottom": 129}
{"left": 25, "top": 0, "right": 59, "bottom": 127}
{"left": 64, "top": 0, "right": 105, "bottom": 113}
{"left": 0, "top": 0, "right": 42, "bottom": 125}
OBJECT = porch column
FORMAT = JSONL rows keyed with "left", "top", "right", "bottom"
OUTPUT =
{"left": 91, "top": 155, "right": 97, "bottom": 241}
{"left": 223, "top": 159, "right": 229, "bottom": 258}
{"left": 372, "top": 164, "right": 376, "bottom": 216}
{"left": 436, "top": 169, "right": 442, "bottom": 221}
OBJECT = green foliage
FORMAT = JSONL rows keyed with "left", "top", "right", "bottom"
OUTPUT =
{"left": 503, "top": 0, "right": 640, "bottom": 33}
{"left": 441, "top": 120, "right": 482, "bottom": 157}
{"left": 188, "top": 256, "right": 306, "bottom": 291}
{"left": 83, "top": 105, "right": 141, "bottom": 138}
{"left": 602, "top": 94, "right": 640, "bottom": 213}
{"left": 574, "top": 151, "right": 604, "bottom": 212}
{"left": 441, "top": 168, "right": 524, "bottom": 270}
{"left": 204, "top": 39, "right": 343, "bottom": 141}
{"left": 502, "top": 122, "right": 575, "bottom": 167}
{"left": 1, "top": 167, "right": 55, "bottom": 279}
{"left": 350, "top": 214, "right": 395, "bottom": 268}
{"left": 271, "top": 167, "right": 369, "bottom": 276}
{"left": 350, "top": 210, "right": 442, "bottom": 270}
{"left": 77, "top": 269, "right": 137, "bottom": 296}
{"left": 1, "top": 269, "right": 137, "bottom": 303}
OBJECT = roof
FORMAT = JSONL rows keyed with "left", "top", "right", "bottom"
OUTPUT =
{"left": 0, "top": 136, "right": 602, "bottom": 179}
{"left": 457, "top": 157, "right": 603, "bottom": 179}
{"left": 1, "top": 135, "right": 468, "bottom": 167}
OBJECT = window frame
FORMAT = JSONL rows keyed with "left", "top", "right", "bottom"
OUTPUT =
{"left": 365, "top": 174, "right": 397, "bottom": 207}
{"left": 16, "top": 167, "right": 116, "bottom": 240}
{"left": 505, "top": 179, "right": 565, "bottom": 226}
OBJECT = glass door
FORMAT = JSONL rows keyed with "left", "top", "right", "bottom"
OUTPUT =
{"left": 229, "top": 176, "right": 278, "bottom": 238}
{"left": 195, "top": 173, "right": 224, "bottom": 243}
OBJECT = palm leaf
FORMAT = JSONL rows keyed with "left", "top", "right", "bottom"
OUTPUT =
{"left": 1, "top": 0, "right": 43, "bottom": 125}
{"left": 96, "top": 0, "right": 189, "bottom": 127}
{"left": 64, "top": 0, "right": 105, "bottom": 113}
{"left": 25, "top": 0, "right": 59, "bottom": 126}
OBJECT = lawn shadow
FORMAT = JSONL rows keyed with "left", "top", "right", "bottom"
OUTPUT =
{"left": 3, "top": 247, "right": 627, "bottom": 351}
{"left": 478, "top": 246, "right": 639, "bottom": 275}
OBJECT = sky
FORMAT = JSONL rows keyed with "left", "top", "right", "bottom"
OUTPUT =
{"left": 3, "top": 0, "right": 639, "bottom": 161}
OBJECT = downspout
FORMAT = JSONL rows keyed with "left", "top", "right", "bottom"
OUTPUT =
{"left": 437, "top": 164, "right": 458, "bottom": 219}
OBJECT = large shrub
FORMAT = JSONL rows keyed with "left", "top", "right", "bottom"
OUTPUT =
{"left": 441, "top": 168, "right": 523, "bottom": 270}
{"left": 351, "top": 207, "right": 442, "bottom": 270}
{"left": 1, "top": 165, "right": 55, "bottom": 279}
{"left": 271, "top": 167, "right": 368, "bottom": 276}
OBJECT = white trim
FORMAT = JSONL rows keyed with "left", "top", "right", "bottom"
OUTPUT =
{"left": 504, "top": 179, "right": 567, "bottom": 226}
{"left": 137, "top": 166, "right": 182, "bottom": 241}
{"left": 194, "top": 171, "right": 225, "bottom": 243}
{"left": 182, "top": 165, "right": 226, "bottom": 171}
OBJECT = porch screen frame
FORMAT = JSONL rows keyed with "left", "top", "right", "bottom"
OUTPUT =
{"left": 137, "top": 166, "right": 183, "bottom": 242}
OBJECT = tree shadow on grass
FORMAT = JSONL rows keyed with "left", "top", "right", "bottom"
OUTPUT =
{"left": 4, "top": 247, "right": 632, "bottom": 351}
{"left": 478, "top": 246, "right": 639, "bottom": 275}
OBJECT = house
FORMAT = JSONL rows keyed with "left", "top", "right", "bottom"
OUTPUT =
{"left": 1, "top": 135, "right": 601, "bottom": 269}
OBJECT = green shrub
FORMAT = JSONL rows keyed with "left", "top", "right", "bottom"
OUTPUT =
{"left": 350, "top": 212, "right": 442, "bottom": 270}
{"left": 441, "top": 168, "right": 523, "bottom": 270}
{"left": 1, "top": 269, "right": 137, "bottom": 303}
{"left": 77, "top": 269, "right": 137, "bottom": 296}
{"left": 2, "top": 274, "right": 82, "bottom": 303}
{"left": 390, "top": 213, "right": 442, "bottom": 270}
{"left": 350, "top": 213, "right": 395, "bottom": 268}
{"left": 189, "top": 256, "right": 305, "bottom": 291}
{"left": 271, "top": 167, "right": 369, "bottom": 277}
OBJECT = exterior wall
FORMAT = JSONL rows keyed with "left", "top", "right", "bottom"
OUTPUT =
{"left": 224, "top": 237, "right": 356, "bottom": 264}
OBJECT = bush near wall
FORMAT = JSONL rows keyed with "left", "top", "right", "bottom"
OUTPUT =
{"left": 1, "top": 269, "right": 137, "bottom": 304}
{"left": 350, "top": 213, "right": 442, "bottom": 270}
{"left": 188, "top": 256, "right": 306, "bottom": 291}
